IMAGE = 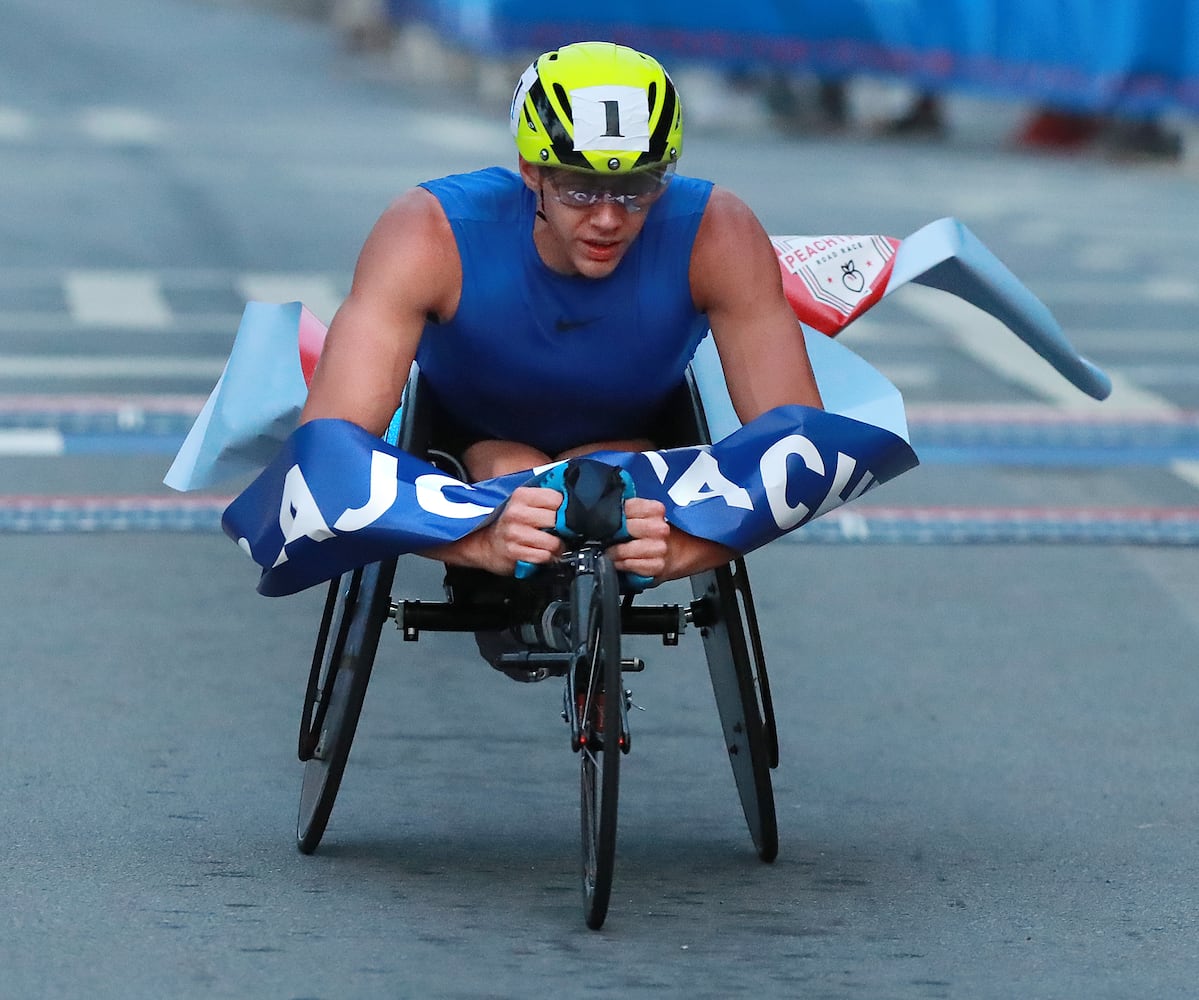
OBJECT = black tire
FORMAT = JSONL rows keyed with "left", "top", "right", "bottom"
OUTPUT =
{"left": 577, "top": 554, "right": 622, "bottom": 930}
{"left": 296, "top": 558, "right": 397, "bottom": 854}
{"left": 691, "top": 559, "right": 779, "bottom": 862}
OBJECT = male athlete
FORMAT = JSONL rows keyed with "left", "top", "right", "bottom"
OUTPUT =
{"left": 299, "top": 41, "right": 823, "bottom": 585}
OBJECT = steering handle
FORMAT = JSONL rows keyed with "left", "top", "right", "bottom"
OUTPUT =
{"left": 513, "top": 457, "right": 654, "bottom": 591}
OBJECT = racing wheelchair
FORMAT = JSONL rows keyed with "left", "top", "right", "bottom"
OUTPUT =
{"left": 294, "top": 367, "right": 779, "bottom": 930}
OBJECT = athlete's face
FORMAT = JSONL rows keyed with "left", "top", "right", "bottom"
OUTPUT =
{"left": 520, "top": 161, "right": 659, "bottom": 278}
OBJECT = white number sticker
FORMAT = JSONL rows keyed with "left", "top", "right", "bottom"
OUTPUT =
{"left": 570, "top": 85, "right": 651, "bottom": 151}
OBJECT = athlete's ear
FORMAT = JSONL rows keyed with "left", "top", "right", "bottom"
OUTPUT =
{"left": 517, "top": 157, "right": 543, "bottom": 191}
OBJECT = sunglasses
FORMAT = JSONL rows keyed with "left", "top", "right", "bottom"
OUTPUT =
{"left": 544, "top": 163, "right": 676, "bottom": 213}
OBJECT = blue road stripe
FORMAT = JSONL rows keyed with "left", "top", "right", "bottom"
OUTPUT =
{"left": 0, "top": 499, "right": 228, "bottom": 533}
{"left": 0, "top": 414, "right": 197, "bottom": 435}
{"left": 3, "top": 498, "right": 1197, "bottom": 545}
{"left": 914, "top": 444, "right": 1199, "bottom": 466}
{"left": 60, "top": 433, "right": 188, "bottom": 456}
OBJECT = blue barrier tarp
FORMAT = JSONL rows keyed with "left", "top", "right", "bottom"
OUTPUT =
{"left": 393, "top": 1, "right": 1199, "bottom": 115}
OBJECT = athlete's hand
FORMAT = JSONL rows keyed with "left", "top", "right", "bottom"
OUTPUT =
{"left": 608, "top": 497, "right": 670, "bottom": 581}
{"left": 483, "top": 486, "right": 564, "bottom": 575}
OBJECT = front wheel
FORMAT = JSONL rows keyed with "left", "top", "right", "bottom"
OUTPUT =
{"left": 576, "top": 553, "right": 622, "bottom": 930}
{"left": 296, "top": 558, "right": 396, "bottom": 854}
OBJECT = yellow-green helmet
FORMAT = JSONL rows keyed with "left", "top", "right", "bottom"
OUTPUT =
{"left": 510, "top": 41, "right": 683, "bottom": 173}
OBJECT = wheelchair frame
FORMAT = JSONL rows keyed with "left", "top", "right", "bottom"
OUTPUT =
{"left": 294, "top": 366, "right": 780, "bottom": 929}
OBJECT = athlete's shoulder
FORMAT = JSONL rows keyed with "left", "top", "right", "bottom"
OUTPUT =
{"left": 693, "top": 184, "right": 765, "bottom": 239}
{"left": 419, "top": 167, "right": 528, "bottom": 222}
{"left": 645, "top": 173, "right": 713, "bottom": 224}
{"left": 688, "top": 184, "right": 782, "bottom": 314}
{"left": 671, "top": 173, "right": 715, "bottom": 197}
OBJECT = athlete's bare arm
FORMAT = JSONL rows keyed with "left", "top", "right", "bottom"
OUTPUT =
{"left": 300, "top": 189, "right": 564, "bottom": 576}
{"left": 300, "top": 188, "right": 460, "bottom": 434}
{"left": 692, "top": 186, "right": 823, "bottom": 418}
{"left": 608, "top": 187, "right": 825, "bottom": 581}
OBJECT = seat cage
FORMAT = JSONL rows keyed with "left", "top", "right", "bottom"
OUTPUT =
{"left": 385, "top": 367, "right": 716, "bottom": 647}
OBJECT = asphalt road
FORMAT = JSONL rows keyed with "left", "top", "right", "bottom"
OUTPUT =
{"left": 2, "top": 1, "right": 1198, "bottom": 998}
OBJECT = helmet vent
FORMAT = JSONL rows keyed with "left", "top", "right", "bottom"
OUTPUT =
{"left": 552, "top": 82, "right": 572, "bottom": 123}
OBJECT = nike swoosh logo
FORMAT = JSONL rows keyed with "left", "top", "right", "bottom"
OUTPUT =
{"left": 554, "top": 316, "right": 601, "bottom": 333}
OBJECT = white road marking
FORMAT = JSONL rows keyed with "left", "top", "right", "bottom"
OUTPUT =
{"left": 1171, "top": 462, "right": 1199, "bottom": 490}
{"left": 1067, "top": 330, "right": 1199, "bottom": 352}
{"left": 1110, "top": 364, "right": 1199, "bottom": 385}
{"left": 0, "top": 429, "right": 65, "bottom": 456}
{"left": 0, "top": 355, "right": 226, "bottom": 378}
{"left": 413, "top": 111, "right": 509, "bottom": 152}
{"left": 286, "top": 163, "right": 461, "bottom": 194}
{"left": 64, "top": 271, "right": 173, "bottom": 328}
{"left": 1144, "top": 277, "right": 1199, "bottom": 302}
{"left": 896, "top": 283, "right": 1198, "bottom": 495}
{"left": 78, "top": 106, "right": 167, "bottom": 145}
{"left": 0, "top": 267, "right": 349, "bottom": 332}
{"left": 0, "top": 106, "right": 33, "bottom": 140}
{"left": 1075, "top": 243, "right": 1126, "bottom": 272}
{"left": 868, "top": 363, "right": 939, "bottom": 390}
{"left": 1032, "top": 277, "right": 1199, "bottom": 304}
{"left": 237, "top": 274, "right": 343, "bottom": 326}
{"left": 842, "top": 319, "right": 1199, "bottom": 354}
{"left": 0, "top": 312, "right": 243, "bottom": 334}
{"left": 1010, "top": 219, "right": 1064, "bottom": 246}
{"left": 897, "top": 284, "right": 1178, "bottom": 413}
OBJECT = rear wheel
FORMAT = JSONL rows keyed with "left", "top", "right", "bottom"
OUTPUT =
{"left": 296, "top": 558, "right": 396, "bottom": 854}
{"left": 691, "top": 558, "right": 779, "bottom": 862}
{"left": 577, "top": 554, "right": 622, "bottom": 930}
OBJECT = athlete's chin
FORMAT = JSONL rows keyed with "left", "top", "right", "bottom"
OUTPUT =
{"left": 574, "top": 261, "right": 619, "bottom": 279}
{"left": 573, "top": 243, "right": 625, "bottom": 277}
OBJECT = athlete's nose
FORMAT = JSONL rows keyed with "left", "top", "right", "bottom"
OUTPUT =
{"left": 588, "top": 200, "right": 626, "bottom": 229}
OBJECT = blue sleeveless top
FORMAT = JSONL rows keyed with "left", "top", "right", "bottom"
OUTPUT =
{"left": 416, "top": 167, "right": 713, "bottom": 456}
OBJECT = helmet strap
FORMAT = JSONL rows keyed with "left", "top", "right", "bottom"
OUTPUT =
{"left": 535, "top": 183, "right": 548, "bottom": 222}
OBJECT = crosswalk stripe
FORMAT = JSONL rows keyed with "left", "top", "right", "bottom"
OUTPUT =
{"left": 0, "top": 106, "right": 33, "bottom": 140}
{"left": 77, "top": 106, "right": 167, "bottom": 145}
{"left": 896, "top": 284, "right": 1177, "bottom": 413}
{"left": 1143, "top": 277, "right": 1199, "bottom": 302}
{"left": 64, "top": 271, "right": 173, "bottom": 328}
{"left": 1026, "top": 278, "right": 1199, "bottom": 304}
{"left": 894, "top": 284, "right": 1199, "bottom": 497}
{"left": 0, "top": 429, "right": 64, "bottom": 456}
{"left": 0, "top": 355, "right": 225, "bottom": 378}
{"left": 237, "top": 274, "right": 343, "bottom": 326}
{"left": 0, "top": 312, "right": 243, "bottom": 334}
{"left": 1172, "top": 462, "right": 1199, "bottom": 490}
{"left": 870, "top": 362, "right": 938, "bottom": 389}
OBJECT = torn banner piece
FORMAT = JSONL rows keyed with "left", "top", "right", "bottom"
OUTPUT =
{"left": 771, "top": 217, "right": 1111, "bottom": 401}
{"left": 225, "top": 406, "right": 918, "bottom": 597}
